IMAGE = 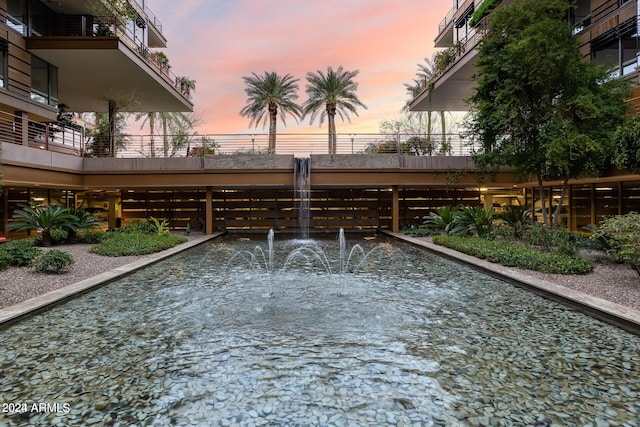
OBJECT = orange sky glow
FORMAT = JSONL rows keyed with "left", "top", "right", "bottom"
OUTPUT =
{"left": 148, "top": 0, "right": 452, "bottom": 135}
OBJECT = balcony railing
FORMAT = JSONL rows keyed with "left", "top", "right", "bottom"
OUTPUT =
{"left": 23, "top": 14, "right": 188, "bottom": 100}
{"left": 0, "top": 112, "right": 480, "bottom": 158}
{"left": 438, "top": 6, "right": 456, "bottom": 33}
{"left": 0, "top": 112, "right": 85, "bottom": 155}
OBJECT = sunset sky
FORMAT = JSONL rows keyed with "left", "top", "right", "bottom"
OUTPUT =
{"left": 148, "top": 1, "right": 451, "bottom": 135}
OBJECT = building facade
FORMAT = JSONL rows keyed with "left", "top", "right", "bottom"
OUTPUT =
{"left": 410, "top": 0, "right": 640, "bottom": 229}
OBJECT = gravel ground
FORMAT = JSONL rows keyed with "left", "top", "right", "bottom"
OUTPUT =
{"left": 0, "top": 235, "right": 638, "bottom": 311}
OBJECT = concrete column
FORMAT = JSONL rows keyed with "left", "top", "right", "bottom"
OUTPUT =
{"left": 206, "top": 186, "right": 213, "bottom": 235}
{"left": 392, "top": 185, "right": 399, "bottom": 233}
{"left": 108, "top": 196, "right": 120, "bottom": 229}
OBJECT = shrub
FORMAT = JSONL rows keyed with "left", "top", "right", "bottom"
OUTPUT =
{"left": 149, "top": 217, "right": 170, "bottom": 235}
{"left": 497, "top": 206, "right": 532, "bottom": 239}
{"left": 90, "top": 232, "right": 187, "bottom": 257}
{"left": 0, "top": 250, "right": 13, "bottom": 270}
{"left": 0, "top": 239, "right": 42, "bottom": 267}
{"left": 521, "top": 223, "right": 584, "bottom": 256}
{"left": 75, "top": 231, "right": 104, "bottom": 244}
{"left": 423, "top": 205, "right": 459, "bottom": 233}
{"left": 433, "top": 235, "right": 592, "bottom": 274}
{"left": 9, "top": 204, "right": 76, "bottom": 247}
{"left": 31, "top": 249, "right": 74, "bottom": 274}
{"left": 593, "top": 213, "right": 640, "bottom": 275}
{"left": 119, "top": 219, "right": 156, "bottom": 234}
{"left": 449, "top": 206, "right": 494, "bottom": 238}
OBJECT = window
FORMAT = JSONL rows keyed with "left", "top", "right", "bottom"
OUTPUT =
{"left": 0, "top": 40, "right": 7, "bottom": 89}
{"left": 7, "top": 0, "right": 28, "bottom": 35}
{"left": 31, "top": 56, "right": 58, "bottom": 106}
{"left": 592, "top": 18, "right": 638, "bottom": 77}
{"left": 6, "top": 0, "right": 53, "bottom": 36}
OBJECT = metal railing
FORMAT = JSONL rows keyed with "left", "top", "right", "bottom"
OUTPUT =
{"left": 0, "top": 112, "right": 85, "bottom": 155}
{"left": 0, "top": 112, "right": 479, "bottom": 157}
{"left": 22, "top": 13, "right": 187, "bottom": 100}
{"left": 118, "top": 133, "right": 478, "bottom": 158}
{"left": 438, "top": 6, "right": 456, "bottom": 33}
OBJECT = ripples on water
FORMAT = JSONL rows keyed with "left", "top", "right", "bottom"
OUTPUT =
{"left": 0, "top": 234, "right": 638, "bottom": 426}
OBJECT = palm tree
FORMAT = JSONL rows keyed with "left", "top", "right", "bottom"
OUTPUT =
{"left": 404, "top": 56, "right": 451, "bottom": 155}
{"left": 240, "top": 71, "right": 302, "bottom": 153}
{"left": 178, "top": 76, "right": 196, "bottom": 99}
{"left": 303, "top": 66, "right": 367, "bottom": 154}
{"left": 135, "top": 112, "right": 158, "bottom": 157}
{"left": 9, "top": 205, "right": 76, "bottom": 247}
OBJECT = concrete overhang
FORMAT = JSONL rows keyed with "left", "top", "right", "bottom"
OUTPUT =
{"left": 26, "top": 37, "right": 193, "bottom": 113}
{"left": 410, "top": 48, "right": 478, "bottom": 112}
{"left": 0, "top": 89, "right": 58, "bottom": 121}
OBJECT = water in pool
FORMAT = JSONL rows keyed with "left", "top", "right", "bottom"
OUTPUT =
{"left": 0, "top": 233, "right": 638, "bottom": 426}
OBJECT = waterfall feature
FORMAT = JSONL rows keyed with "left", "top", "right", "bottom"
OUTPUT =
{"left": 294, "top": 158, "right": 311, "bottom": 237}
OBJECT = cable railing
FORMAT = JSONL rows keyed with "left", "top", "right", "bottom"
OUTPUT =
{"left": 117, "top": 133, "right": 478, "bottom": 158}
{"left": 0, "top": 112, "right": 478, "bottom": 157}
{"left": 438, "top": 6, "right": 456, "bottom": 33}
{"left": 0, "top": 112, "right": 85, "bottom": 155}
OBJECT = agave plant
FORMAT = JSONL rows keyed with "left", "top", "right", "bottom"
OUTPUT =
{"left": 9, "top": 204, "right": 77, "bottom": 247}
{"left": 450, "top": 206, "right": 495, "bottom": 238}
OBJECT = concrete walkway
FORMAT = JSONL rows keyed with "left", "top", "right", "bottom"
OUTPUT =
{"left": 0, "top": 233, "right": 222, "bottom": 326}
{"left": 387, "top": 232, "right": 640, "bottom": 335}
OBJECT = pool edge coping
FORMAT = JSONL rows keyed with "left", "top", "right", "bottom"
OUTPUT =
{"left": 0, "top": 232, "right": 224, "bottom": 327}
{"left": 386, "top": 232, "right": 640, "bottom": 335}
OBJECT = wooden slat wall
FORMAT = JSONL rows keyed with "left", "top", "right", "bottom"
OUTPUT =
{"left": 120, "top": 187, "right": 484, "bottom": 232}
{"left": 121, "top": 190, "right": 206, "bottom": 230}
{"left": 6, "top": 28, "right": 31, "bottom": 98}
{"left": 399, "top": 188, "right": 481, "bottom": 228}
{"left": 591, "top": 0, "right": 620, "bottom": 22}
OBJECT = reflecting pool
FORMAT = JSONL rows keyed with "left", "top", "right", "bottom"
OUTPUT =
{"left": 0, "top": 233, "right": 638, "bottom": 426}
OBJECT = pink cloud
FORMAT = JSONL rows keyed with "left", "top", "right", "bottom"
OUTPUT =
{"left": 146, "top": 0, "right": 450, "bottom": 135}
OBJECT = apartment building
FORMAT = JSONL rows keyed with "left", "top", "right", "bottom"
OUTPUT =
{"left": 411, "top": 0, "right": 640, "bottom": 230}
{"left": 0, "top": 0, "right": 194, "bottom": 234}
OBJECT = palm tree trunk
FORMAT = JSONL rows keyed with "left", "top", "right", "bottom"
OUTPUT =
{"left": 149, "top": 113, "right": 156, "bottom": 157}
{"left": 268, "top": 106, "right": 277, "bottom": 153}
{"left": 440, "top": 111, "right": 446, "bottom": 154}
{"left": 162, "top": 116, "right": 168, "bottom": 157}
{"left": 108, "top": 100, "right": 117, "bottom": 157}
{"left": 328, "top": 106, "right": 337, "bottom": 154}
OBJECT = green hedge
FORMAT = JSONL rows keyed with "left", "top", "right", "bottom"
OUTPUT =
{"left": 0, "top": 239, "right": 42, "bottom": 270}
{"left": 90, "top": 232, "right": 187, "bottom": 257}
{"left": 432, "top": 235, "right": 592, "bottom": 274}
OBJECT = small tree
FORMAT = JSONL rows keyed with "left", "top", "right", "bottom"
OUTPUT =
{"left": 85, "top": 112, "right": 129, "bottom": 157}
{"left": 612, "top": 116, "right": 640, "bottom": 173}
{"left": 593, "top": 213, "right": 640, "bottom": 276}
{"left": 468, "top": 0, "right": 629, "bottom": 228}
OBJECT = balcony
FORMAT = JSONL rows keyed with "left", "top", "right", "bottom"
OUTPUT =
{"left": 435, "top": 6, "right": 455, "bottom": 48}
{"left": 9, "top": 0, "right": 190, "bottom": 114}
{"left": 411, "top": 20, "right": 486, "bottom": 112}
{"left": 25, "top": 14, "right": 192, "bottom": 114}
